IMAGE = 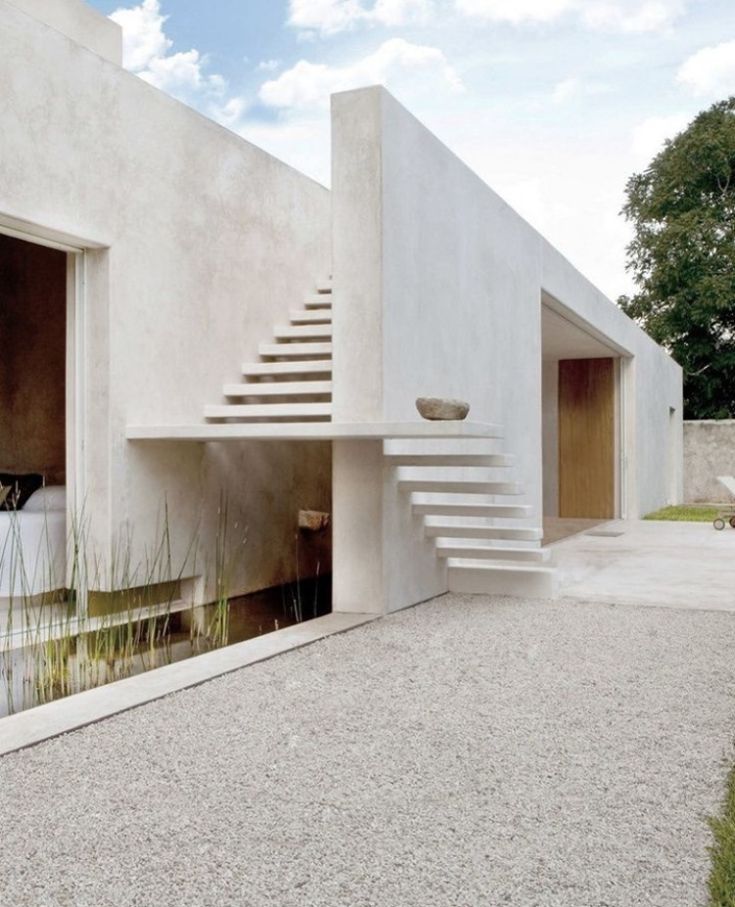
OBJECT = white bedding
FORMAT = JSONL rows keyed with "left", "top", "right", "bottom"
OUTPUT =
{"left": 0, "top": 487, "right": 66, "bottom": 599}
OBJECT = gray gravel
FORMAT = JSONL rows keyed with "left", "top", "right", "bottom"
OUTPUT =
{"left": 2, "top": 594, "right": 735, "bottom": 907}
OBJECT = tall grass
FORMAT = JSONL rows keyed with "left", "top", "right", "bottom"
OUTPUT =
{"left": 0, "top": 494, "right": 327, "bottom": 717}
{"left": 0, "top": 495, "right": 246, "bottom": 717}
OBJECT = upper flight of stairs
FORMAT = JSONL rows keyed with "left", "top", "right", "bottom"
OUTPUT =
{"left": 204, "top": 278, "right": 333, "bottom": 423}
{"left": 201, "top": 273, "right": 556, "bottom": 598}
{"left": 386, "top": 440, "right": 557, "bottom": 598}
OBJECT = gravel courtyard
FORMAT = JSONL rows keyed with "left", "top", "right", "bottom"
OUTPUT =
{"left": 2, "top": 593, "right": 735, "bottom": 907}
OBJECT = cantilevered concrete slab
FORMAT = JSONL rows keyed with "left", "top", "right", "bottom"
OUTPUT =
{"left": 126, "top": 421, "right": 504, "bottom": 442}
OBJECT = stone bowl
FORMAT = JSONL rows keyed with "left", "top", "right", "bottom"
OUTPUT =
{"left": 416, "top": 397, "right": 470, "bottom": 421}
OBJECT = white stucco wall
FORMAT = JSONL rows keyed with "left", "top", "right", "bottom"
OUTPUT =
{"left": 5, "top": 0, "right": 121, "bottom": 63}
{"left": 331, "top": 86, "right": 683, "bottom": 613}
{"left": 0, "top": 1, "right": 331, "bottom": 600}
{"left": 684, "top": 421, "right": 735, "bottom": 503}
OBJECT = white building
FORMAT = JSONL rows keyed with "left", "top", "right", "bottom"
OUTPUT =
{"left": 0, "top": 0, "right": 682, "bottom": 620}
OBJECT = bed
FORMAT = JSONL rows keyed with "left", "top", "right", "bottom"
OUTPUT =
{"left": 0, "top": 486, "right": 67, "bottom": 599}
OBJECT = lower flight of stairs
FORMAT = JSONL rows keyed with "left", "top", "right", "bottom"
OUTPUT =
{"left": 386, "top": 441, "right": 557, "bottom": 598}
{"left": 204, "top": 277, "right": 333, "bottom": 423}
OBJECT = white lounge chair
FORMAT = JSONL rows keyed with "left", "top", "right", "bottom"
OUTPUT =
{"left": 713, "top": 476, "right": 735, "bottom": 530}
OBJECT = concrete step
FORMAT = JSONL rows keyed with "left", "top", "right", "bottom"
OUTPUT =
{"left": 290, "top": 310, "right": 332, "bottom": 324}
{"left": 259, "top": 342, "right": 332, "bottom": 358}
{"left": 448, "top": 563, "right": 558, "bottom": 598}
{"left": 242, "top": 360, "right": 332, "bottom": 377}
{"left": 425, "top": 523, "right": 543, "bottom": 541}
{"left": 223, "top": 381, "right": 332, "bottom": 398}
{"left": 436, "top": 544, "right": 550, "bottom": 563}
{"left": 384, "top": 454, "right": 514, "bottom": 468}
{"left": 274, "top": 324, "right": 333, "bottom": 341}
{"left": 205, "top": 403, "right": 332, "bottom": 421}
{"left": 412, "top": 502, "right": 531, "bottom": 518}
{"left": 399, "top": 480, "right": 523, "bottom": 495}
{"left": 304, "top": 295, "right": 332, "bottom": 310}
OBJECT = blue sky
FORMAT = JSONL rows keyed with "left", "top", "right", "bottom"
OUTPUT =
{"left": 87, "top": 0, "right": 735, "bottom": 299}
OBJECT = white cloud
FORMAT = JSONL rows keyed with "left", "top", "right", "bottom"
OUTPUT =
{"left": 552, "top": 77, "right": 579, "bottom": 103}
{"left": 631, "top": 113, "right": 690, "bottom": 164}
{"left": 110, "top": 0, "right": 170, "bottom": 70}
{"left": 455, "top": 0, "right": 573, "bottom": 24}
{"left": 259, "top": 38, "right": 463, "bottom": 109}
{"left": 581, "top": 0, "right": 684, "bottom": 32}
{"left": 288, "top": 0, "right": 433, "bottom": 36}
{"left": 455, "top": 0, "right": 684, "bottom": 30}
{"left": 257, "top": 59, "right": 282, "bottom": 72}
{"left": 550, "top": 76, "right": 612, "bottom": 104}
{"left": 110, "top": 0, "right": 246, "bottom": 127}
{"left": 676, "top": 40, "right": 735, "bottom": 98}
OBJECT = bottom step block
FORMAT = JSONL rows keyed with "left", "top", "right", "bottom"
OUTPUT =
{"left": 448, "top": 564, "right": 558, "bottom": 599}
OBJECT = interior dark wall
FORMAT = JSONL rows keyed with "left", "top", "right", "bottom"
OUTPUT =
{"left": 0, "top": 234, "right": 66, "bottom": 485}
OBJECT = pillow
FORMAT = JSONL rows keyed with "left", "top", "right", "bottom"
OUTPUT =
{"left": 0, "top": 473, "right": 44, "bottom": 511}
{"left": 24, "top": 485, "right": 66, "bottom": 513}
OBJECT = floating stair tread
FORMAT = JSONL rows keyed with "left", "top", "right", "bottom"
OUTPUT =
{"left": 242, "top": 360, "right": 332, "bottom": 377}
{"left": 274, "top": 324, "right": 333, "bottom": 340}
{"left": 400, "top": 480, "right": 523, "bottom": 495}
{"left": 425, "top": 524, "right": 542, "bottom": 541}
{"left": 315, "top": 281, "right": 332, "bottom": 293}
{"left": 436, "top": 544, "right": 550, "bottom": 562}
{"left": 259, "top": 342, "right": 332, "bottom": 358}
{"left": 205, "top": 403, "right": 332, "bottom": 420}
{"left": 290, "top": 310, "right": 332, "bottom": 324}
{"left": 450, "top": 562, "right": 555, "bottom": 574}
{"left": 304, "top": 296, "right": 332, "bottom": 309}
{"left": 223, "top": 381, "right": 332, "bottom": 398}
{"left": 385, "top": 454, "right": 514, "bottom": 467}
{"left": 412, "top": 503, "right": 530, "bottom": 517}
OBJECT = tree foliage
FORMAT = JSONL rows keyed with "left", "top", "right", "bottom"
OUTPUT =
{"left": 619, "top": 97, "right": 735, "bottom": 418}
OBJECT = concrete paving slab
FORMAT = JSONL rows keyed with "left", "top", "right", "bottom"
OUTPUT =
{"left": 553, "top": 519, "right": 735, "bottom": 610}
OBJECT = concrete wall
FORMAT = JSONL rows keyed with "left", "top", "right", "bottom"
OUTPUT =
{"left": 684, "top": 421, "right": 735, "bottom": 503}
{"left": 331, "top": 87, "right": 683, "bottom": 612}
{"left": 0, "top": 234, "right": 66, "bottom": 485}
{"left": 5, "top": 0, "right": 121, "bottom": 63}
{"left": 0, "top": 1, "right": 331, "bottom": 601}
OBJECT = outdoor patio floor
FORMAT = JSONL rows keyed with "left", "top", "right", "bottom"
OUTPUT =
{"left": 2, "top": 582, "right": 735, "bottom": 906}
{"left": 552, "top": 518, "right": 735, "bottom": 610}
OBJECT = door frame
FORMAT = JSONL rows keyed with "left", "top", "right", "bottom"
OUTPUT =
{"left": 0, "top": 218, "right": 88, "bottom": 608}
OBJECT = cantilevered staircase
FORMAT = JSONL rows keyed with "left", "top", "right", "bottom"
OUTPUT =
{"left": 202, "top": 276, "right": 556, "bottom": 598}
{"left": 204, "top": 278, "right": 334, "bottom": 423}
{"left": 385, "top": 439, "right": 555, "bottom": 597}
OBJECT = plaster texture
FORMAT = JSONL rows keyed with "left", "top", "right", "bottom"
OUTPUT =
{"left": 5, "top": 0, "right": 121, "bottom": 63}
{"left": 1, "top": 592, "right": 733, "bottom": 906}
{"left": 0, "top": 1, "right": 331, "bottom": 602}
{"left": 684, "top": 420, "right": 735, "bottom": 503}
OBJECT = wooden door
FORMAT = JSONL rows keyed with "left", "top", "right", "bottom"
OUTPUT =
{"left": 558, "top": 358, "right": 615, "bottom": 519}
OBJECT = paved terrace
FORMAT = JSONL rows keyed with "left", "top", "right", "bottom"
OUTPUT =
{"left": 3, "top": 523, "right": 735, "bottom": 907}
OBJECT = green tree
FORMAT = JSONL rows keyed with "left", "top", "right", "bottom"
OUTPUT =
{"left": 619, "top": 97, "right": 735, "bottom": 419}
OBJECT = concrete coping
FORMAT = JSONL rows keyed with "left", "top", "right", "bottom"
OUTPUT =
{"left": 0, "top": 612, "right": 376, "bottom": 757}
